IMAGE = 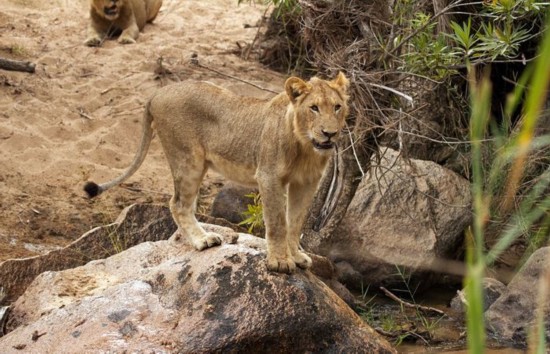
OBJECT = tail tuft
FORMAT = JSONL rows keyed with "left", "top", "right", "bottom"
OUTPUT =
{"left": 84, "top": 181, "right": 101, "bottom": 198}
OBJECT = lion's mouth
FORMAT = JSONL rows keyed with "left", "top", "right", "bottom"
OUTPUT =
{"left": 104, "top": 6, "right": 119, "bottom": 17}
{"left": 312, "top": 139, "right": 335, "bottom": 150}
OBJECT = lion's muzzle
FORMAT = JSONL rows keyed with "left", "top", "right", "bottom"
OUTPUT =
{"left": 312, "top": 129, "right": 339, "bottom": 150}
{"left": 104, "top": 5, "right": 119, "bottom": 17}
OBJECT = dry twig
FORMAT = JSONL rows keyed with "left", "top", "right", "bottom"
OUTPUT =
{"left": 190, "top": 55, "right": 278, "bottom": 94}
{"left": 78, "top": 108, "right": 93, "bottom": 120}
{"left": 380, "top": 286, "right": 447, "bottom": 316}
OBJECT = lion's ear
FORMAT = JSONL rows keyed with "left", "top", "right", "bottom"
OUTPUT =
{"left": 330, "top": 71, "right": 350, "bottom": 92}
{"left": 285, "top": 77, "right": 312, "bottom": 103}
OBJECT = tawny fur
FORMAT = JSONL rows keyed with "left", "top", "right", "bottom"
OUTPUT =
{"left": 85, "top": 73, "right": 350, "bottom": 273}
{"left": 84, "top": 0, "right": 162, "bottom": 46}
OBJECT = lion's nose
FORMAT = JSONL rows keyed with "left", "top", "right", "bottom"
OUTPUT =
{"left": 322, "top": 130, "right": 337, "bottom": 139}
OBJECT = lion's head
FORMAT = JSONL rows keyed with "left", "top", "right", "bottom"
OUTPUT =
{"left": 91, "top": 0, "right": 127, "bottom": 20}
{"left": 285, "top": 72, "right": 350, "bottom": 155}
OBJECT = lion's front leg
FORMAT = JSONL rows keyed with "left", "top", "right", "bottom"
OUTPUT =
{"left": 257, "top": 176, "right": 295, "bottom": 274}
{"left": 118, "top": 19, "right": 140, "bottom": 44}
{"left": 84, "top": 23, "right": 104, "bottom": 47}
{"left": 286, "top": 181, "right": 319, "bottom": 269}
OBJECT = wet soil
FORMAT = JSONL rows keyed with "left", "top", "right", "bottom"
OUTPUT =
{"left": 355, "top": 288, "right": 526, "bottom": 353}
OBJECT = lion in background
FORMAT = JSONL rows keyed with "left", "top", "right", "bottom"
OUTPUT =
{"left": 85, "top": 73, "right": 350, "bottom": 274}
{"left": 84, "top": 0, "right": 163, "bottom": 46}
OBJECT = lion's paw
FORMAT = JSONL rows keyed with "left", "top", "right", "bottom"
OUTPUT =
{"left": 266, "top": 255, "right": 296, "bottom": 274}
{"left": 192, "top": 232, "right": 222, "bottom": 251}
{"left": 84, "top": 37, "right": 101, "bottom": 47}
{"left": 293, "top": 251, "right": 312, "bottom": 269}
{"left": 118, "top": 36, "right": 136, "bottom": 45}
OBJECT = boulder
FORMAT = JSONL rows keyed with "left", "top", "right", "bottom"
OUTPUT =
{"left": 210, "top": 182, "right": 258, "bottom": 225}
{"left": 304, "top": 148, "right": 472, "bottom": 288}
{"left": 210, "top": 183, "right": 265, "bottom": 237}
{"left": 0, "top": 203, "right": 348, "bottom": 307}
{"left": 0, "top": 231, "right": 395, "bottom": 353}
{"left": 485, "top": 247, "right": 550, "bottom": 344}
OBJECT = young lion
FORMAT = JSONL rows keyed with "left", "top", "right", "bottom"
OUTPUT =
{"left": 85, "top": 73, "right": 350, "bottom": 273}
{"left": 84, "top": 0, "right": 163, "bottom": 46}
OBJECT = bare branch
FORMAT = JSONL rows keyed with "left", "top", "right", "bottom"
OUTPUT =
{"left": 380, "top": 286, "right": 447, "bottom": 316}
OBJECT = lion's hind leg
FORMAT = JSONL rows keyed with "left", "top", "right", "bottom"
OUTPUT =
{"left": 168, "top": 158, "right": 222, "bottom": 251}
{"left": 146, "top": 0, "right": 163, "bottom": 22}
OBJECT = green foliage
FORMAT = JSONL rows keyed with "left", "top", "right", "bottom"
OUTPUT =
{"left": 393, "top": 265, "right": 418, "bottom": 301}
{"left": 380, "top": 313, "right": 399, "bottom": 333}
{"left": 394, "top": 0, "right": 548, "bottom": 80}
{"left": 106, "top": 224, "right": 127, "bottom": 255}
{"left": 475, "top": 22, "right": 531, "bottom": 60}
{"left": 238, "top": 192, "right": 264, "bottom": 233}
{"left": 92, "top": 209, "right": 128, "bottom": 256}
{"left": 465, "top": 9, "right": 550, "bottom": 351}
{"left": 450, "top": 17, "right": 477, "bottom": 56}
{"left": 465, "top": 0, "right": 544, "bottom": 62}
{"left": 399, "top": 12, "right": 457, "bottom": 80}
{"left": 10, "top": 44, "right": 28, "bottom": 57}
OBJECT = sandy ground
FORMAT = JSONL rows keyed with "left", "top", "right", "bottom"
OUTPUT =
{"left": 0, "top": 0, "right": 284, "bottom": 261}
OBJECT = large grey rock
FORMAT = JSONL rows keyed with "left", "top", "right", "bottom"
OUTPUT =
{"left": 0, "top": 202, "right": 351, "bottom": 308}
{"left": 485, "top": 247, "right": 550, "bottom": 344}
{"left": 0, "top": 232, "right": 395, "bottom": 353}
{"left": 0, "top": 203, "right": 254, "bottom": 306}
{"left": 305, "top": 148, "right": 472, "bottom": 287}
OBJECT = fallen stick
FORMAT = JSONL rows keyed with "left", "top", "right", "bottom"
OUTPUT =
{"left": 0, "top": 57, "right": 36, "bottom": 73}
{"left": 380, "top": 286, "right": 447, "bottom": 316}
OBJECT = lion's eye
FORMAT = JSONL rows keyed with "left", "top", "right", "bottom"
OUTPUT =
{"left": 310, "top": 105, "right": 319, "bottom": 112}
{"left": 335, "top": 104, "right": 342, "bottom": 112}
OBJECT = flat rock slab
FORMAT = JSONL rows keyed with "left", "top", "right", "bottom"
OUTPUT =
{"left": 1, "top": 234, "right": 395, "bottom": 353}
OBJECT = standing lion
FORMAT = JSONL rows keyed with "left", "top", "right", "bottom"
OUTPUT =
{"left": 84, "top": 0, "right": 163, "bottom": 46}
{"left": 84, "top": 73, "right": 350, "bottom": 274}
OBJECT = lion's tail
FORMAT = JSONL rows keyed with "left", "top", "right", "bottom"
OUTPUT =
{"left": 84, "top": 101, "right": 154, "bottom": 198}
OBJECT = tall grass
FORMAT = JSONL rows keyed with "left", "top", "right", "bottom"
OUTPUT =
{"left": 466, "top": 10, "right": 550, "bottom": 353}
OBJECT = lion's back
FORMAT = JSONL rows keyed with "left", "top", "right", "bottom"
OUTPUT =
{"left": 147, "top": 81, "right": 271, "bottom": 183}
{"left": 149, "top": 81, "right": 268, "bottom": 131}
